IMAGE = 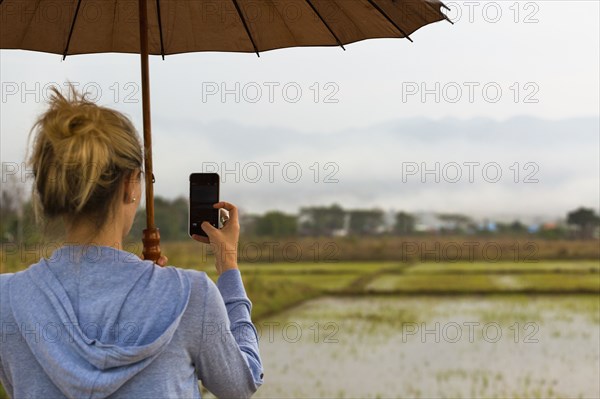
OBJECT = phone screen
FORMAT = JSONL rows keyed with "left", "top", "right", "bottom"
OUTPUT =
{"left": 189, "top": 173, "right": 220, "bottom": 237}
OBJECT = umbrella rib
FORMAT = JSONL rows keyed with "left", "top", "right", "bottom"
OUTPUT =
{"left": 437, "top": 1, "right": 455, "bottom": 25}
{"left": 366, "top": 0, "right": 413, "bottom": 43}
{"left": 442, "top": 14, "right": 454, "bottom": 25}
{"left": 230, "top": 0, "right": 260, "bottom": 57}
{"left": 62, "top": 0, "right": 83, "bottom": 60}
{"left": 304, "top": 0, "right": 345, "bottom": 51}
{"left": 156, "top": 0, "right": 166, "bottom": 59}
{"left": 418, "top": 0, "right": 454, "bottom": 25}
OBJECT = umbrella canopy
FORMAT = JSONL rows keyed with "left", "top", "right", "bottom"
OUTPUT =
{"left": 0, "top": 0, "right": 450, "bottom": 262}
{"left": 1, "top": 0, "right": 449, "bottom": 55}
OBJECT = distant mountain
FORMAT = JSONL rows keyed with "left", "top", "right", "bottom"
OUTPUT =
{"left": 151, "top": 116, "right": 599, "bottom": 219}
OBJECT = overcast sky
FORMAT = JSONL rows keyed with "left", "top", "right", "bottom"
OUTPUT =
{"left": 1, "top": 0, "right": 599, "bottom": 219}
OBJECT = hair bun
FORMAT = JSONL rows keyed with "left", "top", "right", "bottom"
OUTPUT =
{"left": 27, "top": 84, "right": 143, "bottom": 224}
{"left": 44, "top": 89, "right": 106, "bottom": 143}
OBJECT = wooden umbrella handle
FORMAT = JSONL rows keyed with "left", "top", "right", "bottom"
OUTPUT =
{"left": 139, "top": 0, "right": 162, "bottom": 263}
{"left": 142, "top": 227, "right": 161, "bottom": 262}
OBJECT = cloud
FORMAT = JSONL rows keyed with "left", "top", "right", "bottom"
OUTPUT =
{"left": 145, "top": 115, "right": 599, "bottom": 218}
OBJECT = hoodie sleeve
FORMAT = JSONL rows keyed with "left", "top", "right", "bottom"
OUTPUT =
{"left": 192, "top": 269, "right": 264, "bottom": 398}
{"left": 0, "top": 353, "right": 13, "bottom": 399}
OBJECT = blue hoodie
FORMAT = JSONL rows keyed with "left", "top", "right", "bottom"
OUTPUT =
{"left": 0, "top": 245, "right": 264, "bottom": 398}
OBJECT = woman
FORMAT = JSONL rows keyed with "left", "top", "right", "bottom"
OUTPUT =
{"left": 0, "top": 86, "right": 263, "bottom": 398}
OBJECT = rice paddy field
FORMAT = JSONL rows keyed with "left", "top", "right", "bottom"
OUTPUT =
{"left": 232, "top": 259, "right": 599, "bottom": 399}
{"left": 1, "top": 242, "right": 599, "bottom": 398}
{"left": 251, "top": 295, "right": 599, "bottom": 399}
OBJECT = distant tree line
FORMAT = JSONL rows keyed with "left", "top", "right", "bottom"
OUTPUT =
{"left": 1, "top": 176, "right": 599, "bottom": 243}
{"left": 128, "top": 202, "right": 600, "bottom": 241}
{"left": 567, "top": 207, "right": 600, "bottom": 240}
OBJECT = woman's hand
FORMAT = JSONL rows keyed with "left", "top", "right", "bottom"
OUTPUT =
{"left": 140, "top": 253, "right": 169, "bottom": 267}
{"left": 192, "top": 201, "right": 240, "bottom": 275}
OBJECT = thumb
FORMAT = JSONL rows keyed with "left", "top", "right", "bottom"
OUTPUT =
{"left": 201, "top": 221, "right": 218, "bottom": 236}
{"left": 157, "top": 255, "right": 169, "bottom": 267}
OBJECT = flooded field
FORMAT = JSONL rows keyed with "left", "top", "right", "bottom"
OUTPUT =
{"left": 254, "top": 295, "right": 600, "bottom": 399}
{"left": 2, "top": 254, "right": 598, "bottom": 399}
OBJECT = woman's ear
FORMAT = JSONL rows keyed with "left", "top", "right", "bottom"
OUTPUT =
{"left": 123, "top": 170, "right": 141, "bottom": 204}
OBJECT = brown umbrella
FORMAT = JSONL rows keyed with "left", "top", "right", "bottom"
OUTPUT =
{"left": 0, "top": 0, "right": 451, "bottom": 261}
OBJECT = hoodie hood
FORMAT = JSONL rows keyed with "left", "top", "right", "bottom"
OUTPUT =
{"left": 8, "top": 245, "right": 191, "bottom": 399}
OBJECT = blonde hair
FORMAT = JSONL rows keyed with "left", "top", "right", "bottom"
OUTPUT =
{"left": 27, "top": 84, "right": 143, "bottom": 231}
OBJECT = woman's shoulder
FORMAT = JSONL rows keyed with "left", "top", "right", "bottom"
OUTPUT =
{"left": 0, "top": 272, "right": 15, "bottom": 282}
{"left": 0, "top": 262, "right": 39, "bottom": 291}
{"left": 0, "top": 272, "right": 14, "bottom": 293}
{"left": 175, "top": 268, "right": 215, "bottom": 291}
{"left": 0, "top": 272, "right": 17, "bottom": 322}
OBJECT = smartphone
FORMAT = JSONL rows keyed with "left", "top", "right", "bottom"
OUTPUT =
{"left": 189, "top": 173, "right": 220, "bottom": 238}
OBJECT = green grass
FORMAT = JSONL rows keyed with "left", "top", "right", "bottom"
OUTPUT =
{"left": 366, "top": 274, "right": 501, "bottom": 292}
{"left": 179, "top": 261, "right": 397, "bottom": 319}
{"left": 176, "top": 262, "right": 395, "bottom": 319}
{"left": 404, "top": 260, "right": 600, "bottom": 274}
{"left": 220, "top": 263, "right": 394, "bottom": 319}
{"left": 2, "top": 255, "right": 599, "bottom": 314}
{"left": 365, "top": 273, "right": 600, "bottom": 293}
{"left": 248, "top": 273, "right": 362, "bottom": 291}
{"left": 179, "top": 261, "right": 396, "bottom": 276}
{"left": 242, "top": 275, "right": 320, "bottom": 319}
{"left": 235, "top": 261, "right": 396, "bottom": 275}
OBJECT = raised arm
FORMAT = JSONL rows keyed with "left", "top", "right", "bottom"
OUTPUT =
{"left": 195, "top": 271, "right": 263, "bottom": 398}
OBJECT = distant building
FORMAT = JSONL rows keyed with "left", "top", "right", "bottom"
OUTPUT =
{"left": 331, "top": 214, "right": 350, "bottom": 237}
{"left": 413, "top": 212, "right": 474, "bottom": 234}
{"left": 414, "top": 212, "right": 443, "bottom": 233}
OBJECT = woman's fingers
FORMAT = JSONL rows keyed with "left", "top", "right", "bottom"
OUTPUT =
{"left": 213, "top": 201, "right": 238, "bottom": 222}
{"left": 141, "top": 253, "right": 169, "bottom": 266}
{"left": 192, "top": 234, "right": 210, "bottom": 244}
{"left": 192, "top": 219, "right": 220, "bottom": 244}
{"left": 219, "top": 208, "right": 230, "bottom": 225}
{"left": 201, "top": 221, "right": 218, "bottom": 235}
{"left": 157, "top": 255, "right": 169, "bottom": 267}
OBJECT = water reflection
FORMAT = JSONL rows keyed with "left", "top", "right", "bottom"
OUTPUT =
{"left": 254, "top": 296, "right": 599, "bottom": 399}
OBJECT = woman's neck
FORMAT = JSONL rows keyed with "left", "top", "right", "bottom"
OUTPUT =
{"left": 65, "top": 221, "right": 124, "bottom": 249}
